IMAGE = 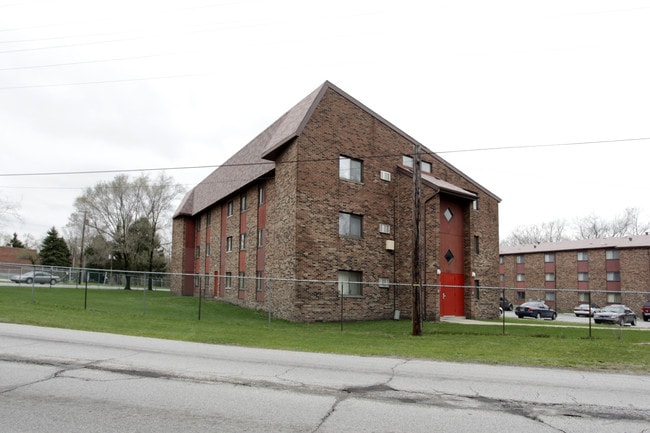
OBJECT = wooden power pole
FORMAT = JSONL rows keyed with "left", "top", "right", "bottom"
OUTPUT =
{"left": 412, "top": 142, "right": 423, "bottom": 336}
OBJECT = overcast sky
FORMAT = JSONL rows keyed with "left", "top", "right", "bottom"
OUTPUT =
{"left": 1, "top": 0, "right": 649, "bottom": 246}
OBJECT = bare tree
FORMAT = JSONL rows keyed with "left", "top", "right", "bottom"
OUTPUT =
{"left": 574, "top": 208, "right": 649, "bottom": 239}
{"left": 72, "top": 173, "right": 184, "bottom": 276}
{"left": 501, "top": 219, "right": 569, "bottom": 246}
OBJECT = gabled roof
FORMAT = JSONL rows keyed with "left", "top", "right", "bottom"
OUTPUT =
{"left": 500, "top": 234, "right": 650, "bottom": 255}
{"left": 175, "top": 81, "right": 499, "bottom": 217}
{"left": 174, "top": 83, "right": 327, "bottom": 217}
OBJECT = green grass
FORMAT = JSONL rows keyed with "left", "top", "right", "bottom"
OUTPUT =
{"left": 1, "top": 286, "right": 649, "bottom": 373}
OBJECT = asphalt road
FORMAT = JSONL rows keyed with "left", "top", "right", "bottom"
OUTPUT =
{"left": 1, "top": 323, "right": 649, "bottom": 433}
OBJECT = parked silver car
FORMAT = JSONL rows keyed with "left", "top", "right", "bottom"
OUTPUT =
{"left": 573, "top": 303, "right": 601, "bottom": 317}
{"left": 593, "top": 305, "right": 637, "bottom": 326}
{"left": 10, "top": 271, "right": 61, "bottom": 285}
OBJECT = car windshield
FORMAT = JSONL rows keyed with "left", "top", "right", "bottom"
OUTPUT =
{"left": 601, "top": 305, "right": 624, "bottom": 313}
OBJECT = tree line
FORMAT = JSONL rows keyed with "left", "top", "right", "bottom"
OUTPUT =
{"left": 3, "top": 173, "right": 185, "bottom": 279}
{"left": 500, "top": 208, "right": 650, "bottom": 246}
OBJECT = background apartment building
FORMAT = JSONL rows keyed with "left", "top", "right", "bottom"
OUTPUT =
{"left": 172, "top": 81, "right": 501, "bottom": 322}
{"left": 500, "top": 234, "right": 650, "bottom": 315}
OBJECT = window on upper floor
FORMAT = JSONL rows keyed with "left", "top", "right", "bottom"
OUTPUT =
{"left": 499, "top": 256, "right": 505, "bottom": 265}
{"left": 578, "top": 272, "right": 589, "bottom": 282}
{"left": 339, "top": 156, "right": 362, "bottom": 182}
{"left": 206, "top": 212, "right": 211, "bottom": 226}
{"left": 577, "top": 251, "right": 589, "bottom": 261}
{"left": 605, "top": 250, "right": 620, "bottom": 260}
{"left": 402, "top": 155, "right": 431, "bottom": 173}
{"left": 226, "top": 236, "right": 233, "bottom": 252}
{"left": 545, "top": 273, "right": 555, "bottom": 282}
{"left": 240, "top": 233, "right": 247, "bottom": 250}
{"left": 238, "top": 272, "right": 246, "bottom": 290}
{"left": 227, "top": 201, "right": 234, "bottom": 217}
{"left": 473, "top": 236, "right": 480, "bottom": 254}
{"left": 516, "top": 273, "right": 525, "bottom": 282}
{"left": 516, "top": 255, "right": 525, "bottom": 264}
{"left": 240, "top": 194, "right": 247, "bottom": 212}
{"left": 606, "top": 271, "right": 620, "bottom": 282}
{"left": 338, "top": 270, "right": 362, "bottom": 296}
{"left": 258, "top": 185, "right": 265, "bottom": 205}
{"left": 339, "top": 212, "right": 362, "bottom": 237}
{"left": 544, "top": 253, "right": 555, "bottom": 263}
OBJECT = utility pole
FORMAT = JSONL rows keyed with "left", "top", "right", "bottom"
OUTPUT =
{"left": 412, "top": 142, "right": 423, "bottom": 336}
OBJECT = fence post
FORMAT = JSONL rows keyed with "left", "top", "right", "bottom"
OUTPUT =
{"left": 267, "top": 279, "right": 272, "bottom": 327}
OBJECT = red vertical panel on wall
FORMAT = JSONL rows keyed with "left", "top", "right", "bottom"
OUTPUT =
{"left": 182, "top": 219, "right": 195, "bottom": 296}
{"left": 439, "top": 195, "right": 465, "bottom": 316}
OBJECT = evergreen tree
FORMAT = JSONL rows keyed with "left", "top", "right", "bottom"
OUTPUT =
{"left": 7, "top": 232, "right": 25, "bottom": 248}
{"left": 39, "top": 227, "right": 71, "bottom": 266}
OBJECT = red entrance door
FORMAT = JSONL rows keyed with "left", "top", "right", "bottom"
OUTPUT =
{"left": 439, "top": 196, "right": 465, "bottom": 317}
{"left": 440, "top": 273, "right": 465, "bottom": 316}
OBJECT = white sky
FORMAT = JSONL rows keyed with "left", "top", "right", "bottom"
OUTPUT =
{"left": 1, "top": 0, "right": 649, "bottom": 245}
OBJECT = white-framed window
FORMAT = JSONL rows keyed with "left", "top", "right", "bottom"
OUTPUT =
{"left": 606, "top": 292, "right": 622, "bottom": 304}
{"left": 545, "top": 273, "right": 555, "bottom": 282}
{"left": 578, "top": 272, "right": 589, "bottom": 282}
{"left": 379, "top": 223, "right": 391, "bottom": 234}
{"left": 545, "top": 292, "right": 556, "bottom": 302}
{"left": 258, "top": 185, "right": 265, "bottom": 205}
{"left": 205, "top": 243, "right": 210, "bottom": 257}
{"left": 240, "top": 233, "right": 247, "bottom": 250}
{"left": 338, "top": 271, "right": 362, "bottom": 296}
{"left": 516, "top": 255, "right": 525, "bottom": 264}
{"left": 257, "top": 229, "right": 264, "bottom": 248}
{"left": 225, "top": 272, "right": 232, "bottom": 288}
{"left": 402, "top": 155, "right": 431, "bottom": 173}
{"left": 227, "top": 201, "right": 234, "bottom": 217}
{"left": 226, "top": 236, "right": 233, "bottom": 252}
{"left": 606, "top": 271, "right": 620, "bottom": 282}
{"left": 240, "top": 194, "right": 247, "bottom": 212}
{"left": 499, "top": 274, "right": 505, "bottom": 282}
{"left": 605, "top": 250, "right": 620, "bottom": 260}
{"left": 517, "top": 291, "right": 525, "bottom": 300}
{"left": 472, "top": 199, "right": 479, "bottom": 211}
{"left": 339, "top": 156, "right": 362, "bottom": 182}
{"left": 499, "top": 256, "right": 505, "bottom": 265}
{"left": 516, "top": 273, "right": 525, "bottom": 282}
{"left": 256, "top": 271, "right": 263, "bottom": 292}
{"left": 544, "top": 253, "right": 555, "bottom": 263}
{"left": 577, "top": 251, "right": 589, "bottom": 261}
{"left": 339, "top": 212, "right": 362, "bottom": 237}
{"left": 578, "top": 292, "right": 590, "bottom": 302}
{"left": 238, "top": 272, "right": 245, "bottom": 290}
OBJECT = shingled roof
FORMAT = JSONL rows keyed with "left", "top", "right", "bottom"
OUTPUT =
{"left": 500, "top": 234, "right": 650, "bottom": 255}
{"left": 174, "top": 83, "right": 328, "bottom": 217}
{"left": 174, "top": 81, "right": 499, "bottom": 217}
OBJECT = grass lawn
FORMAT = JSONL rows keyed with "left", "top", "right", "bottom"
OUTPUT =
{"left": 1, "top": 286, "right": 649, "bottom": 373}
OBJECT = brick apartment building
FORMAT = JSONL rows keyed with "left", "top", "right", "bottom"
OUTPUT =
{"left": 171, "top": 81, "right": 501, "bottom": 322}
{"left": 499, "top": 234, "right": 650, "bottom": 315}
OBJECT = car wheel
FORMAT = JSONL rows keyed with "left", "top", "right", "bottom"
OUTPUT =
{"left": 516, "top": 314, "right": 523, "bottom": 319}
{"left": 594, "top": 320, "right": 601, "bottom": 324}
{"left": 25, "top": 278, "right": 33, "bottom": 284}
{"left": 50, "top": 279, "right": 57, "bottom": 285}
{"left": 551, "top": 313, "right": 557, "bottom": 320}
{"left": 535, "top": 313, "right": 541, "bottom": 319}
{"left": 631, "top": 317, "right": 636, "bottom": 326}
{"left": 619, "top": 318, "right": 625, "bottom": 326}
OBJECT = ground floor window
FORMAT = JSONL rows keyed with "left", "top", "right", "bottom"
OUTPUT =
{"left": 516, "top": 291, "right": 525, "bottom": 300}
{"left": 338, "top": 271, "right": 362, "bottom": 296}
{"left": 545, "top": 291, "right": 556, "bottom": 302}
{"left": 578, "top": 292, "right": 590, "bottom": 303}
{"left": 606, "top": 292, "right": 622, "bottom": 304}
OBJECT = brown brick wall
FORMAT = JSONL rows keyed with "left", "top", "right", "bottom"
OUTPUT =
{"left": 171, "top": 86, "right": 501, "bottom": 322}
{"left": 500, "top": 247, "right": 650, "bottom": 316}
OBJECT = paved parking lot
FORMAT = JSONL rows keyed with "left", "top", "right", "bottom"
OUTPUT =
{"left": 502, "top": 310, "right": 650, "bottom": 329}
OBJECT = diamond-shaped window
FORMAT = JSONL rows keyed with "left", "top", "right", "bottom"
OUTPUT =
{"left": 444, "top": 208, "right": 454, "bottom": 222}
{"left": 444, "top": 249, "right": 455, "bottom": 264}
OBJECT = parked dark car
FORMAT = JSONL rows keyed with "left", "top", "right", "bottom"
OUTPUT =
{"left": 573, "top": 303, "right": 601, "bottom": 317}
{"left": 515, "top": 301, "right": 557, "bottom": 320}
{"left": 10, "top": 271, "right": 61, "bottom": 285}
{"left": 593, "top": 305, "right": 637, "bottom": 326}
{"left": 500, "top": 296, "right": 513, "bottom": 311}
{"left": 642, "top": 301, "right": 650, "bottom": 322}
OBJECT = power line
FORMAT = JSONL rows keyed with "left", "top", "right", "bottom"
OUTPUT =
{"left": 0, "top": 137, "right": 647, "bottom": 179}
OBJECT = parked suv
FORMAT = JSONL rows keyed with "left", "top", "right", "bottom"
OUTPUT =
{"left": 642, "top": 300, "right": 650, "bottom": 322}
